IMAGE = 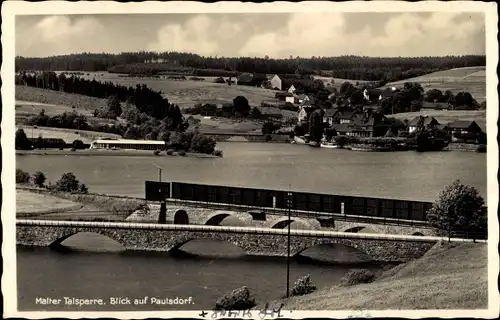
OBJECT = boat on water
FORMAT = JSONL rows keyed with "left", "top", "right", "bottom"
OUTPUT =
{"left": 320, "top": 142, "right": 341, "bottom": 149}
{"left": 348, "top": 145, "right": 392, "bottom": 152}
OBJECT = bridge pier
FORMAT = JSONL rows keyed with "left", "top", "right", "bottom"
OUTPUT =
{"left": 316, "top": 217, "right": 336, "bottom": 228}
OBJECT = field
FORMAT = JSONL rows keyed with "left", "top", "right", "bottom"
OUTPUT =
{"left": 15, "top": 85, "right": 117, "bottom": 127}
{"left": 17, "top": 125, "right": 121, "bottom": 143}
{"left": 59, "top": 71, "right": 277, "bottom": 108}
{"left": 382, "top": 67, "right": 486, "bottom": 103}
{"left": 16, "top": 189, "right": 83, "bottom": 216}
{"left": 260, "top": 241, "right": 488, "bottom": 310}
{"left": 389, "top": 110, "right": 487, "bottom": 131}
{"left": 312, "top": 76, "right": 374, "bottom": 89}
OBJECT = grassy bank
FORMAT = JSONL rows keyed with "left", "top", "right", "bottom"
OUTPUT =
{"left": 16, "top": 186, "right": 147, "bottom": 220}
{"left": 258, "top": 241, "right": 487, "bottom": 310}
{"left": 16, "top": 189, "right": 83, "bottom": 217}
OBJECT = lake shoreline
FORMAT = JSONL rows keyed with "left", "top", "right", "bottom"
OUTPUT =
{"left": 16, "top": 149, "right": 220, "bottom": 158}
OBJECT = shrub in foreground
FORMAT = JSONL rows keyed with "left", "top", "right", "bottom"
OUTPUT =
{"left": 426, "top": 179, "right": 486, "bottom": 236}
{"left": 214, "top": 286, "right": 256, "bottom": 311}
{"left": 290, "top": 274, "right": 317, "bottom": 297}
{"left": 339, "top": 269, "right": 375, "bottom": 286}
{"left": 16, "top": 169, "right": 31, "bottom": 184}
{"left": 54, "top": 172, "right": 88, "bottom": 194}
{"left": 32, "top": 171, "right": 47, "bottom": 188}
{"left": 212, "top": 149, "right": 223, "bottom": 157}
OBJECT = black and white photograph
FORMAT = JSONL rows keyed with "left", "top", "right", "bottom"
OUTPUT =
{"left": 2, "top": 1, "right": 499, "bottom": 318}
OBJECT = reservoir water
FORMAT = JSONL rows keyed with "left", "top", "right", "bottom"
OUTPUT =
{"left": 16, "top": 142, "right": 487, "bottom": 202}
{"left": 15, "top": 142, "right": 487, "bottom": 310}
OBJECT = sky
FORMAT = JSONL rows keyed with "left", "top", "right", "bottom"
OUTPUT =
{"left": 15, "top": 12, "right": 485, "bottom": 58}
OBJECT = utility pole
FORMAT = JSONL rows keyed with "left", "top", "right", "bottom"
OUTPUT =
{"left": 153, "top": 164, "right": 166, "bottom": 224}
{"left": 286, "top": 189, "right": 292, "bottom": 298}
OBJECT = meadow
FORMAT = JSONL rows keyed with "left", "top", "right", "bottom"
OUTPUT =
{"left": 16, "top": 189, "right": 83, "bottom": 216}
{"left": 382, "top": 66, "right": 486, "bottom": 103}
{"left": 17, "top": 125, "right": 121, "bottom": 143}
{"left": 259, "top": 241, "right": 487, "bottom": 310}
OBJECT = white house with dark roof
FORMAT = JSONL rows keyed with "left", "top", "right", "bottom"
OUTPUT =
{"left": 266, "top": 74, "right": 282, "bottom": 90}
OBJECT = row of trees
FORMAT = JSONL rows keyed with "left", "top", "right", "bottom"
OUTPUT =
{"left": 15, "top": 52, "right": 485, "bottom": 81}
{"left": 16, "top": 169, "right": 88, "bottom": 194}
{"left": 16, "top": 71, "right": 186, "bottom": 125}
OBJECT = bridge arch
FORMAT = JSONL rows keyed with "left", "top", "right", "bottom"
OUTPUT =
{"left": 174, "top": 210, "right": 189, "bottom": 224}
{"left": 290, "top": 239, "right": 374, "bottom": 262}
{"left": 47, "top": 230, "right": 127, "bottom": 249}
{"left": 343, "top": 226, "right": 366, "bottom": 233}
{"left": 412, "top": 232, "right": 424, "bottom": 236}
{"left": 265, "top": 217, "right": 318, "bottom": 230}
{"left": 203, "top": 212, "right": 251, "bottom": 226}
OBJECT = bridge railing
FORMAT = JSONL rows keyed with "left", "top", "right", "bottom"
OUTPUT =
{"left": 163, "top": 198, "right": 433, "bottom": 228}
{"left": 16, "top": 219, "right": 487, "bottom": 243}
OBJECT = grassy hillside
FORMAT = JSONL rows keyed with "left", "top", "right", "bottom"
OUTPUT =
{"left": 382, "top": 66, "right": 486, "bottom": 103}
{"left": 259, "top": 242, "right": 488, "bottom": 310}
{"left": 16, "top": 125, "right": 121, "bottom": 143}
{"left": 389, "top": 110, "right": 487, "bottom": 132}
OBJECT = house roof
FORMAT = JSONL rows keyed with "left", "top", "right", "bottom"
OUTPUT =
{"left": 447, "top": 120, "right": 480, "bottom": 130}
{"left": 332, "top": 123, "right": 349, "bottom": 133}
{"left": 266, "top": 74, "right": 279, "bottom": 80}
{"left": 408, "top": 116, "right": 440, "bottom": 127}
{"left": 337, "top": 109, "right": 357, "bottom": 120}
{"left": 237, "top": 73, "right": 253, "bottom": 82}
{"left": 324, "top": 108, "right": 338, "bottom": 118}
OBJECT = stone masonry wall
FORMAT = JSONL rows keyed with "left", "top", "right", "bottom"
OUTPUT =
{"left": 17, "top": 225, "right": 435, "bottom": 262}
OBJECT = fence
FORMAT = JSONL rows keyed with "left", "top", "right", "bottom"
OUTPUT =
{"left": 146, "top": 181, "right": 436, "bottom": 222}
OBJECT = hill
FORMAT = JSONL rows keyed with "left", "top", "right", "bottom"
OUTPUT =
{"left": 259, "top": 241, "right": 488, "bottom": 310}
{"left": 382, "top": 66, "right": 486, "bottom": 103}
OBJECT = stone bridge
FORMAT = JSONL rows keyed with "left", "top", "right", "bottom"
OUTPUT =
{"left": 127, "top": 205, "right": 435, "bottom": 236}
{"left": 15, "top": 220, "right": 482, "bottom": 262}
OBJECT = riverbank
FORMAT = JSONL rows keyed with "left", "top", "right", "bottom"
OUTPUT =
{"left": 16, "top": 186, "right": 147, "bottom": 220}
{"left": 16, "top": 149, "right": 220, "bottom": 158}
{"left": 257, "top": 241, "right": 487, "bottom": 310}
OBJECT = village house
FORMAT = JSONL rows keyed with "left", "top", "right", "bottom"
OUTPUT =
{"left": 265, "top": 74, "right": 282, "bottom": 90}
{"left": 323, "top": 108, "right": 337, "bottom": 126}
{"left": 297, "top": 94, "right": 314, "bottom": 106}
{"left": 288, "top": 85, "right": 296, "bottom": 94}
{"left": 447, "top": 120, "right": 483, "bottom": 137}
{"left": 420, "top": 102, "right": 450, "bottom": 112}
{"left": 379, "top": 87, "right": 399, "bottom": 101}
{"left": 333, "top": 110, "right": 390, "bottom": 138}
{"left": 407, "top": 116, "right": 441, "bottom": 133}
{"left": 297, "top": 105, "right": 317, "bottom": 122}
{"left": 237, "top": 73, "right": 253, "bottom": 86}
{"left": 274, "top": 92, "right": 295, "bottom": 103}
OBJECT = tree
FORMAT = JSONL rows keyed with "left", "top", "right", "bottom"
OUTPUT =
{"left": 55, "top": 172, "right": 81, "bottom": 193}
{"left": 233, "top": 96, "right": 250, "bottom": 117}
{"left": 32, "top": 171, "right": 47, "bottom": 188}
{"left": 340, "top": 82, "right": 356, "bottom": 98}
{"left": 426, "top": 180, "right": 486, "bottom": 238}
{"left": 15, "top": 129, "right": 32, "bottom": 150}
{"left": 250, "top": 107, "right": 262, "bottom": 119}
{"left": 16, "top": 169, "right": 31, "bottom": 184}
{"left": 308, "top": 110, "right": 324, "bottom": 144}
{"left": 425, "top": 89, "right": 444, "bottom": 102}
{"left": 190, "top": 131, "right": 216, "bottom": 154}
{"left": 324, "top": 128, "right": 337, "bottom": 141}
{"left": 262, "top": 121, "right": 277, "bottom": 135}
{"left": 350, "top": 89, "right": 365, "bottom": 106}
{"left": 72, "top": 139, "right": 85, "bottom": 150}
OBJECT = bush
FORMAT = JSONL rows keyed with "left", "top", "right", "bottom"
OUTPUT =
{"left": 290, "top": 274, "right": 317, "bottom": 297}
{"left": 214, "top": 286, "right": 256, "bottom": 310}
{"left": 166, "top": 149, "right": 175, "bottom": 156}
{"left": 54, "top": 172, "right": 88, "bottom": 193}
{"left": 32, "top": 171, "right": 47, "bottom": 188}
{"left": 153, "top": 149, "right": 161, "bottom": 156}
{"left": 16, "top": 169, "right": 31, "bottom": 184}
{"left": 178, "top": 151, "right": 186, "bottom": 156}
{"left": 15, "top": 129, "right": 32, "bottom": 150}
{"left": 340, "top": 269, "right": 375, "bottom": 286}
{"left": 426, "top": 179, "right": 486, "bottom": 236}
{"left": 72, "top": 139, "right": 85, "bottom": 150}
{"left": 190, "top": 131, "right": 216, "bottom": 154}
{"left": 213, "top": 149, "right": 223, "bottom": 157}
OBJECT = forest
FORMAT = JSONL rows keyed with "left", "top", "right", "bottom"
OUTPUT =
{"left": 15, "top": 52, "right": 486, "bottom": 82}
